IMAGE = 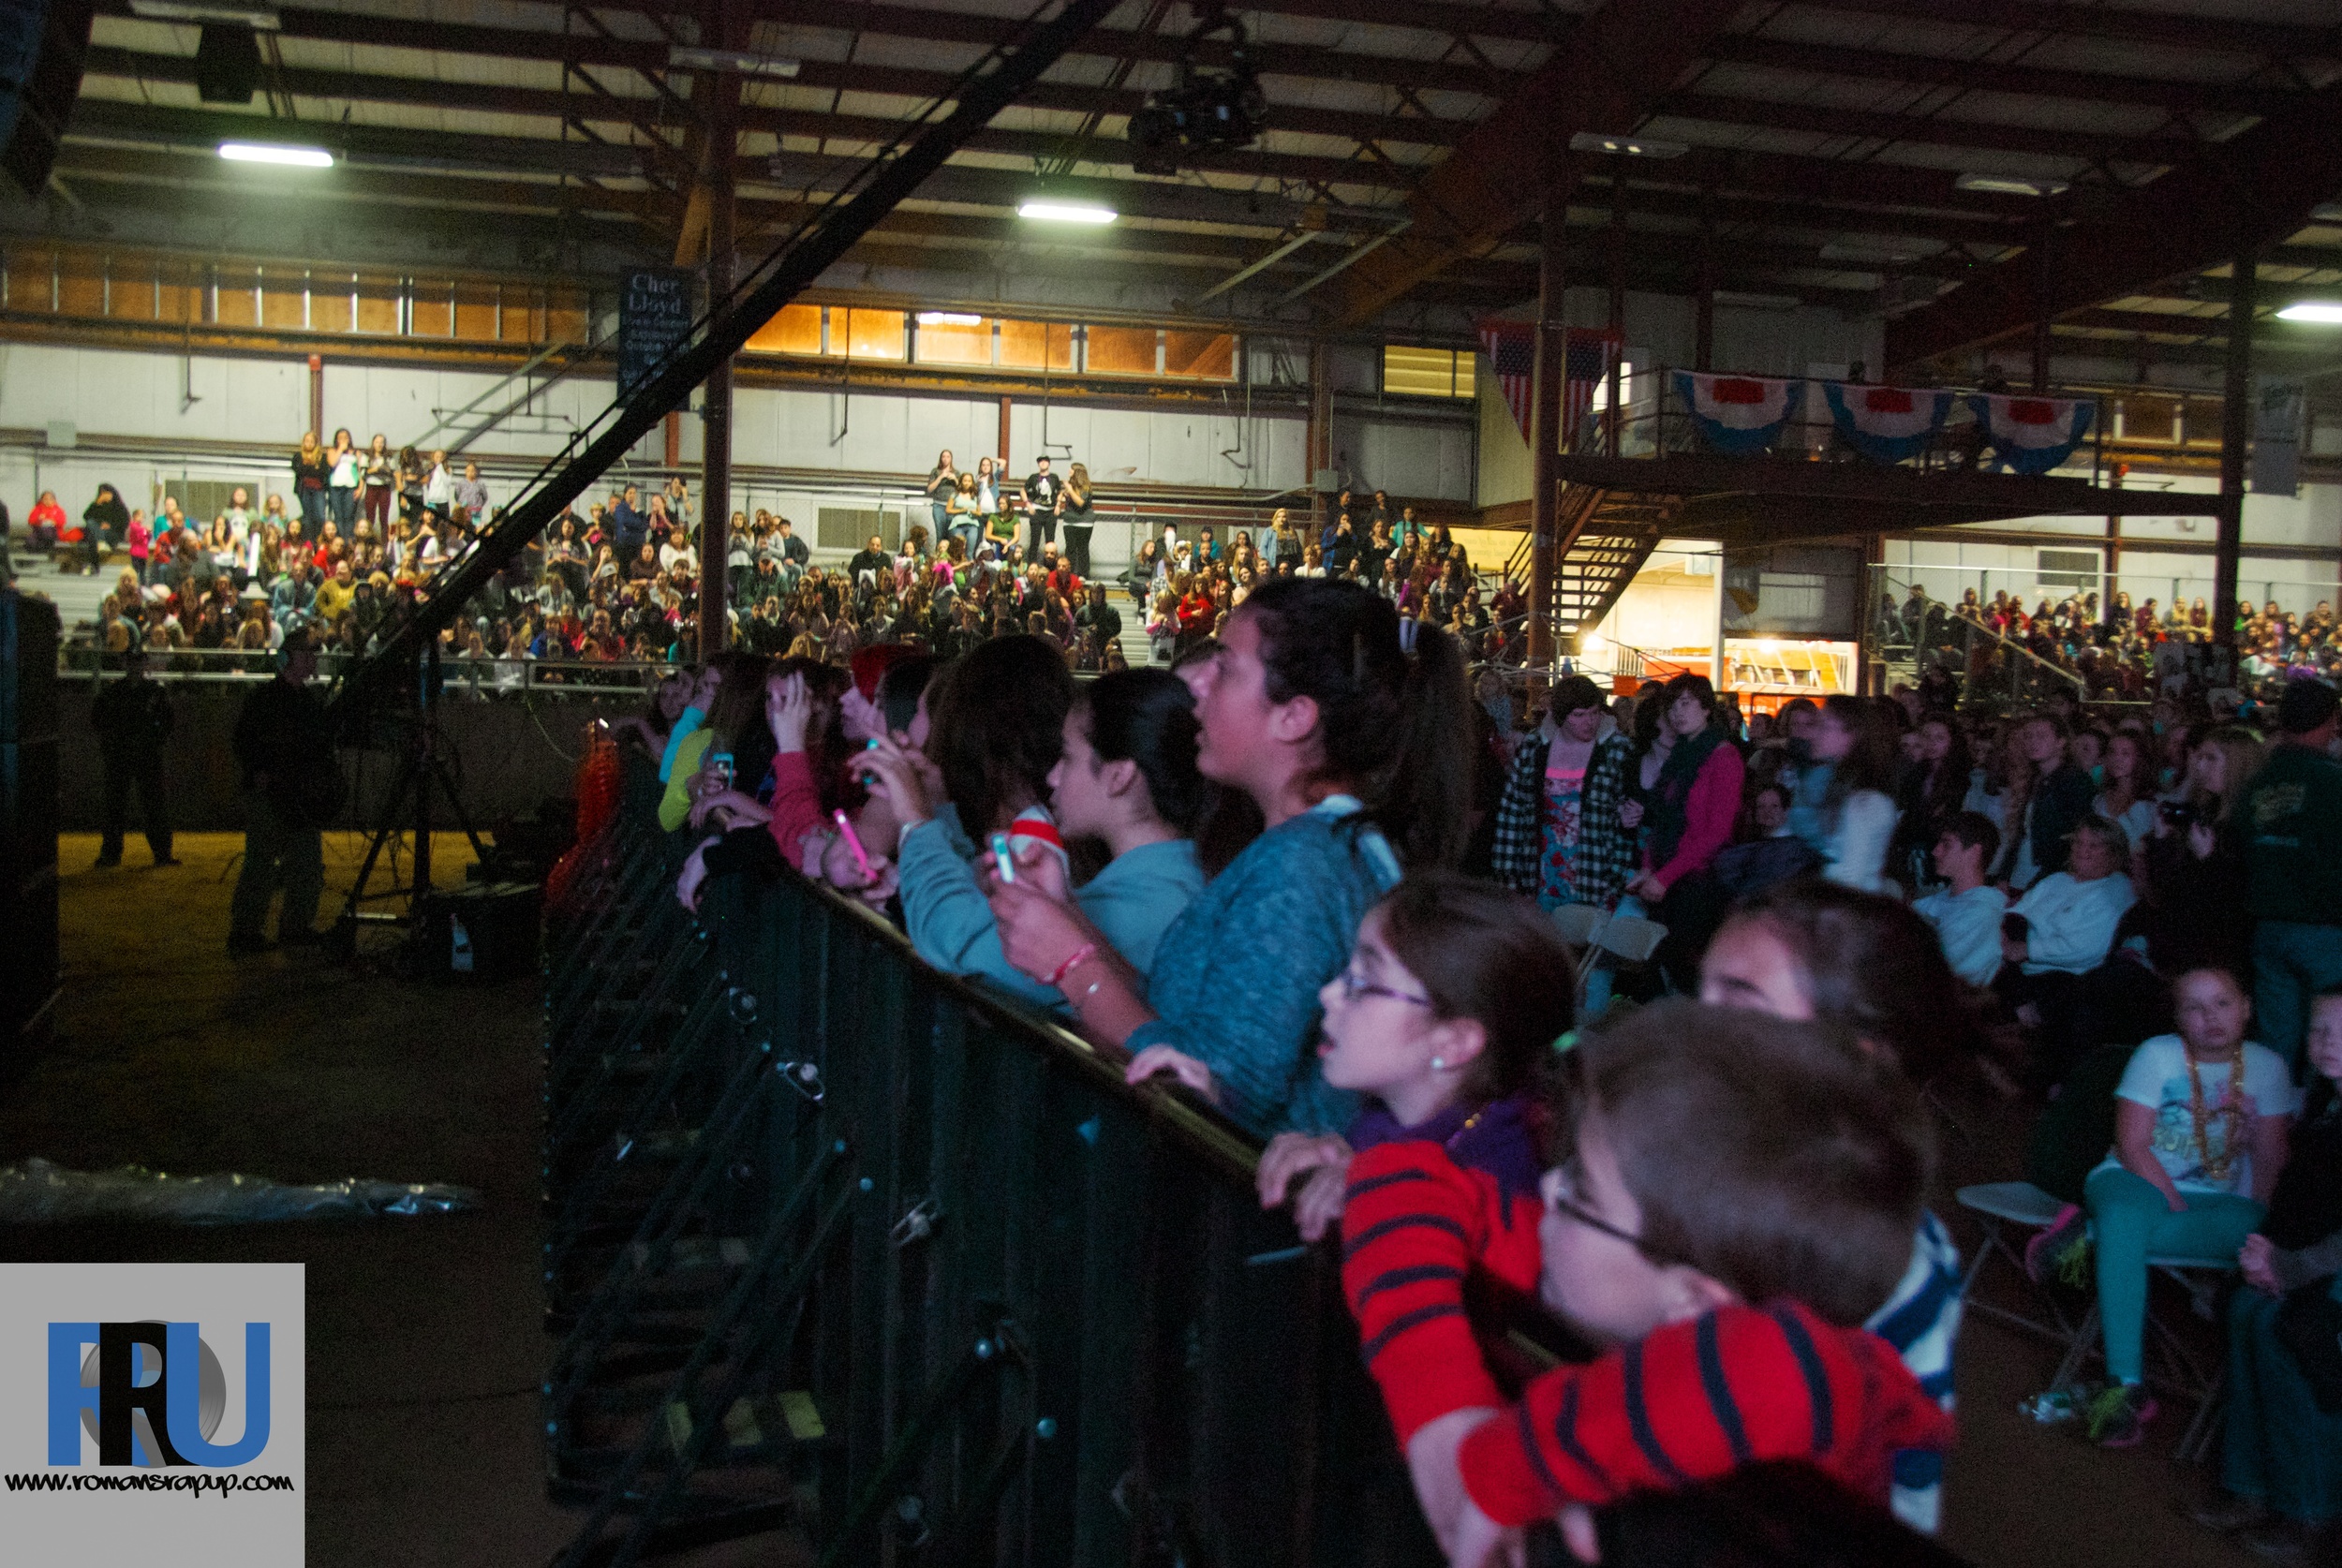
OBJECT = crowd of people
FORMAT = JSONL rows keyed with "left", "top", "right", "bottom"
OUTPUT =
{"left": 20, "top": 448, "right": 1537, "bottom": 687}
{"left": 1890, "top": 580, "right": 2342, "bottom": 707}
{"left": 629, "top": 557, "right": 2342, "bottom": 1564}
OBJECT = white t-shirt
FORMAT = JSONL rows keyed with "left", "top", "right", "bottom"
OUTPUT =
{"left": 1913, "top": 883, "right": 2008, "bottom": 987}
{"left": 2093, "top": 1034, "right": 2299, "bottom": 1196}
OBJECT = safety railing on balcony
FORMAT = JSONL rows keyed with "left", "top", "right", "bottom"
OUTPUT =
{"left": 1582, "top": 372, "right": 2112, "bottom": 481}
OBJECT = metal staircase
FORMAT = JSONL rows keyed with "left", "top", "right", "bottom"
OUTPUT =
{"left": 1501, "top": 484, "right": 1676, "bottom": 649}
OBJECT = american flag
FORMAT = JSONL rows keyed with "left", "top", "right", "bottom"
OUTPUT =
{"left": 1476, "top": 319, "right": 1620, "bottom": 447}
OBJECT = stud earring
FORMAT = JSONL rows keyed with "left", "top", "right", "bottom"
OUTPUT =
{"left": 1430, "top": 1056, "right": 1446, "bottom": 1070}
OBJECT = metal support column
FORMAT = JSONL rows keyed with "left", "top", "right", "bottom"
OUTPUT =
{"left": 2215, "top": 249, "right": 2256, "bottom": 647}
{"left": 697, "top": 7, "right": 740, "bottom": 660}
{"left": 1306, "top": 338, "right": 1332, "bottom": 537}
{"left": 2030, "top": 224, "right": 2053, "bottom": 393}
{"left": 1694, "top": 192, "right": 1715, "bottom": 374}
{"left": 1526, "top": 173, "right": 1567, "bottom": 695}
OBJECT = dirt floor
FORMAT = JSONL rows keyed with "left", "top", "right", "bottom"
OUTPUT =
{"left": 0, "top": 830, "right": 2282, "bottom": 1567}
{"left": 1, "top": 831, "right": 574, "bottom": 1568}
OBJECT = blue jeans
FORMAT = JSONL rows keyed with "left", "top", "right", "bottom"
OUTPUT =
{"left": 2253, "top": 920, "right": 2342, "bottom": 1074}
{"left": 2225, "top": 1280, "right": 2342, "bottom": 1522}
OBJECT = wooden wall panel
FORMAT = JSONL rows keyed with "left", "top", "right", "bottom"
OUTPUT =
{"left": 453, "top": 281, "right": 498, "bottom": 342}
{"left": 410, "top": 282, "right": 452, "bottom": 337}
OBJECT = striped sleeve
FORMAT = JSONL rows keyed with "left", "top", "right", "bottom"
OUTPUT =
{"left": 1340, "top": 1143, "right": 1508, "bottom": 1444}
{"left": 1456, "top": 1302, "right": 1956, "bottom": 1529}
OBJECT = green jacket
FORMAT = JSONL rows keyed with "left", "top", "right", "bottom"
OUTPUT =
{"left": 2240, "top": 741, "right": 2342, "bottom": 925}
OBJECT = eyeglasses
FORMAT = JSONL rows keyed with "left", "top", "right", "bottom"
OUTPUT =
{"left": 1330, "top": 962, "right": 1432, "bottom": 1008}
{"left": 1545, "top": 1158, "right": 1671, "bottom": 1263}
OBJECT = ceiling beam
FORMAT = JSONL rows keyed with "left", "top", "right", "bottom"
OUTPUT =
{"left": 97, "top": 6, "right": 1481, "bottom": 152}
{"left": 1333, "top": 0, "right": 1748, "bottom": 325}
{"left": 1885, "top": 78, "right": 2342, "bottom": 367}
{"left": 1657, "top": 90, "right": 2199, "bottom": 165}
{"left": 1704, "top": 32, "right": 2303, "bottom": 119}
{"left": 596, "top": 0, "right": 1512, "bottom": 97}
{"left": 1800, "top": 0, "right": 2342, "bottom": 61}
{"left": 75, "top": 47, "right": 1433, "bottom": 193}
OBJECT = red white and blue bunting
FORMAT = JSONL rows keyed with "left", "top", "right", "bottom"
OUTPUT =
{"left": 1675, "top": 372, "right": 1802, "bottom": 454}
{"left": 1822, "top": 382, "right": 1955, "bottom": 464}
{"left": 1965, "top": 393, "right": 2097, "bottom": 475}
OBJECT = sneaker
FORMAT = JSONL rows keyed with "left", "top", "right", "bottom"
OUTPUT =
{"left": 2186, "top": 1493, "right": 2271, "bottom": 1534}
{"left": 277, "top": 926, "right": 329, "bottom": 948}
{"left": 91, "top": 855, "right": 121, "bottom": 869}
{"left": 152, "top": 855, "right": 182, "bottom": 867}
{"left": 2237, "top": 1521, "right": 2315, "bottom": 1564}
{"left": 2085, "top": 1383, "right": 2158, "bottom": 1447}
{"left": 2025, "top": 1204, "right": 2091, "bottom": 1287}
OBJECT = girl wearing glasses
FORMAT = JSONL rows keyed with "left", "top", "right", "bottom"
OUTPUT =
{"left": 1253, "top": 874, "right": 1575, "bottom": 1551}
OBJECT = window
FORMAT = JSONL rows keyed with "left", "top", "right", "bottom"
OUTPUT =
{"left": 2038, "top": 549, "right": 2102, "bottom": 593}
{"left": 748, "top": 303, "right": 823, "bottom": 356}
{"left": 832, "top": 307, "right": 905, "bottom": 360}
{"left": 912, "top": 313, "right": 994, "bottom": 366}
{"left": 1087, "top": 325, "right": 1159, "bottom": 376}
{"left": 1163, "top": 331, "right": 1237, "bottom": 380}
{"left": 999, "top": 318, "right": 1077, "bottom": 371}
{"left": 1383, "top": 345, "right": 1475, "bottom": 399}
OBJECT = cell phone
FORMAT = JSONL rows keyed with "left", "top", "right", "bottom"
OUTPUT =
{"left": 2001, "top": 913, "right": 2030, "bottom": 943}
{"left": 990, "top": 832, "right": 1016, "bottom": 884}
{"left": 709, "top": 751, "right": 734, "bottom": 790}
{"left": 833, "top": 808, "right": 872, "bottom": 880}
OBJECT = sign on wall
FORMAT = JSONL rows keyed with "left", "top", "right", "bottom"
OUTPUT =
{"left": 2253, "top": 377, "right": 2305, "bottom": 498}
{"left": 617, "top": 268, "right": 695, "bottom": 397}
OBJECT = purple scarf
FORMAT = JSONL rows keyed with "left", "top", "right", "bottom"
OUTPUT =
{"left": 1349, "top": 1090, "right": 1544, "bottom": 1206}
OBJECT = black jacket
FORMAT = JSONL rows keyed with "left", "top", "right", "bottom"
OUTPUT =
{"left": 92, "top": 675, "right": 172, "bottom": 761}
{"left": 233, "top": 677, "right": 337, "bottom": 823}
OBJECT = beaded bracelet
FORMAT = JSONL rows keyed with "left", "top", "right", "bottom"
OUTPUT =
{"left": 1045, "top": 943, "right": 1098, "bottom": 989}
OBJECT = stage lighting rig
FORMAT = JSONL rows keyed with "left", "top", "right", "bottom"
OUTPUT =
{"left": 1127, "top": 5, "right": 1265, "bottom": 176}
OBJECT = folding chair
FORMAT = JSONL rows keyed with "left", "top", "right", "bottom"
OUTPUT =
{"left": 1955, "top": 1180, "right": 2231, "bottom": 1462}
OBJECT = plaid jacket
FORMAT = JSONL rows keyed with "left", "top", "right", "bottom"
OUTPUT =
{"left": 1491, "top": 730, "right": 1635, "bottom": 909}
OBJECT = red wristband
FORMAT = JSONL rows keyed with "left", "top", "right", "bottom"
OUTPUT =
{"left": 1045, "top": 943, "right": 1098, "bottom": 989}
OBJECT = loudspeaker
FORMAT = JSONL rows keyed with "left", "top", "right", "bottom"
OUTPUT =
{"left": 0, "top": 589, "right": 61, "bottom": 1074}
{"left": 194, "top": 22, "right": 260, "bottom": 105}
{"left": 0, "top": 0, "right": 95, "bottom": 199}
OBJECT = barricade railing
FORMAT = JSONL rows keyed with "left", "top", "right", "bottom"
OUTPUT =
{"left": 538, "top": 753, "right": 1439, "bottom": 1568}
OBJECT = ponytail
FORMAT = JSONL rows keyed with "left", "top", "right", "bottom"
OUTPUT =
{"left": 1241, "top": 577, "right": 1475, "bottom": 869}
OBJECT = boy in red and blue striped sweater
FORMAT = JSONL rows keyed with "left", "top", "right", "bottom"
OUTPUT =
{"left": 1349, "top": 1000, "right": 1953, "bottom": 1565}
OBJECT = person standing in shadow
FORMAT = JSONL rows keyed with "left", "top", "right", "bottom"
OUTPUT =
{"left": 229, "top": 631, "right": 339, "bottom": 954}
{"left": 90, "top": 642, "right": 177, "bottom": 869}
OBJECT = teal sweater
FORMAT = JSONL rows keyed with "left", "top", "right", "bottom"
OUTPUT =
{"left": 1128, "top": 806, "right": 1401, "bottom": 1137}
{"left": 898, "top": 806, "right": 1205, "bottom": 1013}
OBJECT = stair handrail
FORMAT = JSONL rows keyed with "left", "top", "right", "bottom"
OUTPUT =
{"left": 1879, "top": 575, "right": 2085, "bottom": 699}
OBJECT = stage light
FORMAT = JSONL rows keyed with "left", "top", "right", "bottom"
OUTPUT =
{"left": 219, "top": 142, "right": 334, "bottom": 168}
{"left": 916, "top": 312, "right": 984, "bottom": 325}
{"left": 1018, "top": 200, "right": 1116, "bottom": 225}
{"left": 2275, "top": 301, "right": 2342, "bottom": 324}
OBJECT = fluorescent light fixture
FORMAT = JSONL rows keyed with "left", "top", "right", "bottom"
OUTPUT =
{"left": 1018, "top": 199, "right": 1116, "bottom": 224}
{"left": 219, "top": 141, "right": 333, "bottom": 168}
{"left": 1569, "top": 131, "right": 1687, "bottom": 158}
{"left": 916, "top": 311, "right": 984, "bottom": 326}
{"left": 128, "top": 1, "right": 279, "bottom": 25}
{"left": 2276, "top": 301, "right": 2342, "bottom": 323}
{"left": 668, "top": 45, "right": 799, "bottom": 79}
{"left": 1955, "top": 172, "right": 2069, "bottom": 198}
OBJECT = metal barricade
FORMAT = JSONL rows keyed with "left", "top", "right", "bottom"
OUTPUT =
{"left": 539, "top": 756, "right": 1436, "bottom": 1568}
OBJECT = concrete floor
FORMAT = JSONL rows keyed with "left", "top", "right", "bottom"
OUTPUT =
{"left": 0, "top": 829, "right": 2280, "bottom": 1567}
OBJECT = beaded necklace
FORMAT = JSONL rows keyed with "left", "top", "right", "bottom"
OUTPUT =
{"left": 2185, "top": 1042, "right": 2247, "bottom": 1185}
